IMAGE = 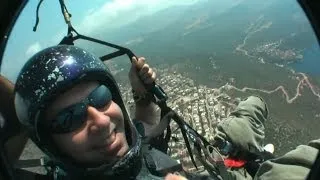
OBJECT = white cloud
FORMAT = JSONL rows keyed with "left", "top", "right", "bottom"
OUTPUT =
{"left": 1, "top": 42, "right": 42, "bottom": 82}
{"left": 78, "top": 0, "right": 200, "bottom": 34}
{"left": 26, "top": 42, "right": 42, "bottom": 58}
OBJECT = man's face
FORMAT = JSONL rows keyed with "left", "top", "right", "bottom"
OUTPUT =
{"left": 45, "top": 81, "right": 129, "bottom": 165}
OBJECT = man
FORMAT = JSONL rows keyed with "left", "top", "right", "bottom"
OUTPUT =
{"left": 212, "top": 96, "right": 319, "bottom": 180}
{"left": 0, "top": 75, "right": 28, "bottom": 180}
{"left": 14, "top": 45, "right": 181, "bottom": 179}
{"left": 10, "top": 45, "right": 320, "bottom": 180}
{"left": 0, "top": 75, "right": 28, "bottom": 163}
{"left": 166, "top": 96, "right": 320, "bottom": 180}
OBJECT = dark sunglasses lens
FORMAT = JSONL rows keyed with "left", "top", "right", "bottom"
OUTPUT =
{"left": 50, "top": 85, "right": 112, "bottom": 133}
{"left": 88, "top": 85, "right": 112, "bottom": 109}
{"left": 51, "top": 103, "right": 87, "bottom": 133}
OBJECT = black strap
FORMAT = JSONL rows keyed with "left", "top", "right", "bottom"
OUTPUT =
{"left": 15, "top": 168, "right": 51, "bottom": 180}
{"left": 32, "top": 0, "right": 44, "bottom": 32}
{"left": 306, "top": 151, "right": 320, "bottom": 180}
{"left": 14, "top": 158, "right": 45, "bottom": 169}
{"left": 143, "top": 145, "right": 182, "bottom": 177}
{"left": 0, "top": 129, "right": 17, "bottom": 180}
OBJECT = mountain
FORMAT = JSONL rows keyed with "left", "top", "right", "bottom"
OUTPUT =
{"left": 92, "top": 0, "right": 320, "bottom": 156}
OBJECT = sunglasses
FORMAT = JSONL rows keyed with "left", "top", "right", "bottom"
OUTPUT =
{"left": 48, "top": 85, "right": 112, "bottom": 134}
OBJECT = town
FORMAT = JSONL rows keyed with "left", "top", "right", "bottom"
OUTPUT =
{"left": 119, "top": 68, "right": 238, "bottom": 172}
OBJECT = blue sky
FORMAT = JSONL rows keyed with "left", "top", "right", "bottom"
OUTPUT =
{"left": 1, "top": 0, "right": 107, "bottom": 81}
{"left": 1, "top": 0, "right": 200, "bottom": 82}
{"left": 2, "top": 0, "right": 315, "bottom": 81}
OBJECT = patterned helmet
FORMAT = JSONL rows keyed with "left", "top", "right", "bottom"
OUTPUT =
{"left": 14, "top": 45, "right": 142, "bottom": 178}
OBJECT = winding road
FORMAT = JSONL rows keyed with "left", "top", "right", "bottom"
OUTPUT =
{"left": 233, "top": 16, "right": 320, "bottom": 104}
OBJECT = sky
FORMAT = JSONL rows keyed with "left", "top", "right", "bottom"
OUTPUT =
{"left": 1, "top": 0, "right": 317, "bottom": 82}
{"left": 0, "top": 0, "right": 200, "bottom": 82}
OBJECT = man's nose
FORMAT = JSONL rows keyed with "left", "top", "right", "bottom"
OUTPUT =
{"left": 87, "top": 106, "right": 110, "bottom": 134}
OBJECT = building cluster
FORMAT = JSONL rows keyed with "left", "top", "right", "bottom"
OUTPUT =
{"left": 255, "top": 40, "right": 303, "bottom": 61}
{"left": 119, "top": 68, "right": 236, "bottom": 172}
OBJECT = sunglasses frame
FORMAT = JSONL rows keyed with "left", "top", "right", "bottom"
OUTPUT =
{"left": 49, "top": 85, "right": 112, "bottom": 133}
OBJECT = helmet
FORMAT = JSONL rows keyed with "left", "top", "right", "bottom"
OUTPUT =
{"left": 14, "top": 45, "right": 142, "bottom": 178}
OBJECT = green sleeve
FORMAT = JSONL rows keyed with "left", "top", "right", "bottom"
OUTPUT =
{"left": 254, "top": 139, "right": 320, "bottom": 180}
{"left": 212, "top": 96, "right": 268, "bottom": 180}
{"left": 215, "top": 95, "right": 268, "bottom": 156}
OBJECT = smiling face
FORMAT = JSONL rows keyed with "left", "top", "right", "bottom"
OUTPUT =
{"left": 45, "top": 81, "right": 129, "bottom": 165}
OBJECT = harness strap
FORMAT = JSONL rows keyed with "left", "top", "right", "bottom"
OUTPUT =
{"left": 14, "top": 158, "right": 46, "bottom": 169}
{"left": 15, "top": 169, "right": 51, "bottom": 180}
{"left": 142, "top": 145, "right": 182, "bottom": 177}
